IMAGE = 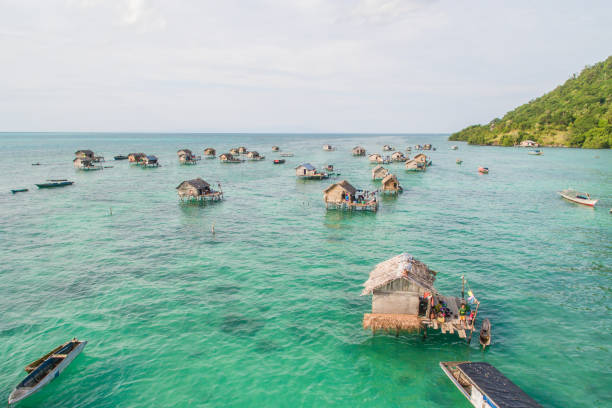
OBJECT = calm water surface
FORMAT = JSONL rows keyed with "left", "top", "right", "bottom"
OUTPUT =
{"left": 0, "top": 133, "right": 611, "bottom": 407}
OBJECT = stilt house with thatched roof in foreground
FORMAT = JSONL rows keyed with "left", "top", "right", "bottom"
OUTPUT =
{"left": 176, "top": 178, "right": 223, "bottom": 201}
{"left": 362, "top": 254, "right": 481, "bottom": 340}
{"left": 381, "top": 174, "right": 402, "bottom": 194}
{"left": 323, "top": 180, "right": 377, "bottom": 211}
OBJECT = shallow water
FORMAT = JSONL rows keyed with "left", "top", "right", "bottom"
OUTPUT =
{"left": 0, "top": 133, "right": 610, "bottom": 407}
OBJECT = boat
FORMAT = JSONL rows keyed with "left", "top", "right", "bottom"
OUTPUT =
{"left": 558, "top": 189, "right": 598, "bottom": 207}
{"left": 273, "top": 159, "right": 285, "bottom": 164}
{"left": 479, "top": 318, "right": 491, "bottom": 348}
{"left": 450, "top": 145, "right": 458, "bottom": 150}
{"left": 32, "top": 163, "right": 41, "bottom": 166}
{"left": 35, "top": 180, "right": 74, "bottom": 188}
{"left": 440, "top": 361, "right": 541, "bottom": 408}
{"left": 456, "top": 159, "right": 463, "bottom": 165}
{"left": 478, "top": 167, "right": 489, "bottom": 174}
{"left": 280, "top": 152, "right": 294, "bottom": 157}
{"left": 114, "top": 155, "right": 128, "bottom": 160}
{"left": 9, "top": 339, "right": 87, "bottom": 405}
{"left": 528, "top": 149, "right": 543, "bottom": 155}
{"left": 11, "top": 188, "right": 28, "bottom": 194}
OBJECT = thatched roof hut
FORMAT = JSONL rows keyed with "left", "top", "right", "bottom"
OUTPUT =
{"left": 382, "top": 145, "right": 394, "bottom": 151}
{"left": 352, "top": 146, "right": 366, "bottom": 156}
{"left": 405, "top": 159, "right": 426, "bottom": 171}
{"left": 323, "top": 180, "right": 357, "bottom": 204}
{"left": 362, "top": 254, "right": 437, "bottom": 332}
{"left": 391, "top": 151, "right": 406, "bottom": 162}
{"left": 75, "top": 150, "right": 95, "bottom": 159}
{"left": 296, "top": 163, "right": 327, "bottom": 179}
{"left": 220, "top": 152, "right": 241, "bottom": 162}
{"left": 369, "top": 153, "right": 382, "bottom": 163}
{"left": 323, "top": 144, "right": 334, "bottom": 151}
{"left": 246, "top": 151, "right": 264, "bottom": 160}
{"left": 272, "top": 146, "right": 280, "bottom": 151}
{"left": 381, "top": 174, "right": 401, "bottom": 193}
{"left": 229, "top": 148, "right": 240, "bottom": 155}
{"left": 238, "top": 146, "right": 248, "bottom": 154}
{"left": 372, "top": 165, "right": 389, "bottom": 180}
{"left": 128, "top": 153, "right": 146, "bottom": 162}
{"left": 177, "top": 149, "right": 192, "bottom": 156}
{"left": 73, "top": 157, "right": 99, "bottom": 169}
{"left": 176, "top": 178, "right": 223, "bottom": 201}
{"left": 204, "top": 147, "right": 216, "bottom": 156}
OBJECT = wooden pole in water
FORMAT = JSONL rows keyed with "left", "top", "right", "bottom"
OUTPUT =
{"left": 461, "top": 275, "right": 465, "bottom": 300}
{"left": 467, "top": 301, "right": 480, "bottom": 344}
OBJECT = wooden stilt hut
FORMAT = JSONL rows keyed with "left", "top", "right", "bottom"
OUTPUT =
{"left": 362, "top": 253, "right": 481, "bottom": 340}
{"left": 352, "top": 146, "right": 366, "bottom": 156}
{"left": 220, "top": 153, "right": 242, "bottom": 163}
{"left": 323, "top": 144, "right": 335, "bottom": 151}
{"left": 405, "top": 153, "right": 428, "bottom": 172}
{"left": 140, "top": 155, "right": 159, "bottom": 167}
{"left": 383, "top": 145, "right": 395, "bottom": 151}
{"left": 246, "top": 151, "right": 265, "bottom": 161}
{"left": 73, "top": 157, "right": 102, "bottom": 170}
{"left": 295, "top": 163, "right": 328, "bottom": 179}
{"left": 381, "top": 174, "right": 402, "bottom": 194}
{"left": 128, "top": 153, "right": 146, "bottom": 163}
{"left": 178, "top": 149, "right": 197, "bottom": 164}
{"left": 176, "top": 178, "right": 223, "bottom": 202}
{"left": 391, "top": 151, "right": 406, "bottom": 162}
{"left": 372, "top": 165, "right": 389, "bottom": 180}
{"left": 75, "top": 150, "right": 95, "bottom": 160}
{"left": 237, "top": 146, "right": 248, "bottom": 155}
{"left": 323, "top": 180, "right": 377, "bottom": 211}
{"left": 229, "top": 148, "right": 240, "bottom": 155}
{"left": 204, "top": 147, "right": 216, "bottom": 158}
{"left": 272, "top": 146, "right": 280, "bottom": 152}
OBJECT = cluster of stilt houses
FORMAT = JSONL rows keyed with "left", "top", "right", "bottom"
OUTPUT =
{"left": 73, "top": 150, "right": 104, "bottom": 170}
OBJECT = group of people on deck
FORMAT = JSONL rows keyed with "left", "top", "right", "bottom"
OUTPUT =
{"left": 427, "top": 296, "right": 474, "bottom": 328}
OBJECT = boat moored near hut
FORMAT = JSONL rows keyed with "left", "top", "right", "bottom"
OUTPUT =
{"left": 295, "top": 163, "right": 328, "bottom": 179}
{"left": 361, "top": 253, "right": 482, "bottom": 340}
{"left": 391, "top": 151, "right": 406, "bottom": 162}
{"left": 204, "top": 147, "right": 216, "bottom": 158}
{"left": 352, "top": 146, "right": 366, "bottom": 156}
{"left": 219, "top": 153, "right": 243, "bottom": 163}
{"left": 246, "top": 151, "right": 265, "bottom": 161}
{"left": 323, "top": 180, "right": 377, "bottom": 211}
{"left": 176, "top": 178, "right": 223, "bottom": 202}
{"left": 381, "top": 174, "right": 402, "bottom": 194}
{"left": 372, "top": 165, "right": 389, "bottom": 180}
{"left": 440, "top": 361, "right": 541, "bottom": 408}
{"left": 128, "top": 153, "right": 146, "bottom": 163}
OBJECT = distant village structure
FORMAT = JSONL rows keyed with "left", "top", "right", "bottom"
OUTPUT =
{"left": 391, "top": 152, "right": 406, "bottom": 162}
{"left": 352, "top": 146, "right": 366, "bottom": 156}
{"left": 204, "top": 147, "right": 216, "bottom": 158}
{"left": 128, "top": 153, "right": 146, "bottom": 163}
{"left": 295, "top": 163, "right": 328, "bottom": 179}
{"left": 381, "top": 174, "right": 402, "bottom": 194}
{"left": 246, "top": 151, "right": 265, "bottom": 160}
{"left": 177, "top": 149, "right": 197, "bottom": 164}
{"left": 372, "top": 165, "right": 389, "bottom": 180}
{"left": 220, "top": 153, "right": 242, "bottom": 163}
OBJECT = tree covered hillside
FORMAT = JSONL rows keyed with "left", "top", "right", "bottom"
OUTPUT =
{"left": 450, "top": 56, "right": 612, "bottom": 148}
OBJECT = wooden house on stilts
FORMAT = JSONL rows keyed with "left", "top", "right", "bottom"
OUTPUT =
{"left": 352, "top": 146, "right": 366, "bottom": 156}
{"left": 177, "top": 149, "right": 197, "bottom": 164}
{"left": 362, "top": 253, "right": 482, "bottom": 340}
{"left": 323, "top": 180, "right": 377, "bottom": 211}
{"left": 176, "top": 178, "right": 223, "bottom": 202}
{"left": 372, "top": 165, "right": 389, "bottom": 180}
{"left": 381, "top": 174, "right": 402, "bottom": 194}
{"left": 204, "top": 147, "right": 216, "bottom": 158}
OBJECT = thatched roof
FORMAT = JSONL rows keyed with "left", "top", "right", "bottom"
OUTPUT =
{"left": 177, "top": 149, "right": 192, "bottom": 155}
{"left": 361, "top": 253, "right": 436, "bottom": 295}
{"left": 75, "top": 149, "right": 94, "bottom": 155}
{"left": 381, "top": 174, "right": 398, "bottom": 186}
{"left": 247, "top": 151, "right": 260, "bottom": 157}
{"left": 352, "top": 146, "right": 365, "bottom": 152}
{"left": 363, "top": 313, "right": 422, "bottom": 332}
{"left": 323, "top": 180, "right": 356, "bottom": 195}
{"left": 204, "top": 147, "right": 215, "bottom": 153}
{"left": 176, "top": 178, "right": 210, "bottom": 190}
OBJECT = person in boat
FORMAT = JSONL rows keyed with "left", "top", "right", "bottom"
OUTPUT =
{"left": 459, "top": 300, "right": 471, "bottom": 328}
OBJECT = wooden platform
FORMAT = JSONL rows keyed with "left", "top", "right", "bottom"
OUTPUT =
{"left": 363, "top": 313, "right": 422, "bottom": 332}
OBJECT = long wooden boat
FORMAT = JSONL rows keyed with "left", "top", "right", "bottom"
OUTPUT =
{"left": 11, "top": 188, "right": 28, "bottom": 194}
{"left": 114, "top": 155, "right": 128, "bottom": 160}
{"left": 559, "top": 189, "right": 597, "bottom": 207}
{"left": 9, "top": 339, "right": 87, "bottom": 405}
{"left": 440, "top": 361, "right": 541, "bottom": 408}
{"left": 35, "top": 181, "right": 74, "bottom": 188}
{"left": 273, "top": 159, "right": 285, "bottom": 164}
{"left": 528, "top": 149, "right": 543, "bottom": 155}
{"left": 478, "top": 167, "right": 489, "bottom": 174}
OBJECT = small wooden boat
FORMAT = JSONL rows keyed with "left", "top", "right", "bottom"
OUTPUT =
{"left": 36, "top": 180, "right": 74, "bottom": 188}
{"left": 456, "top": 159, "right": 463, "bottom": 165}
{"left": 9, "top": 339, "right": 87, "bottom": 405}
{"left": 11, "top": 188, "right": 28, "bottom": 194}
{"left": 273, "top": 159, "right": 285, "bottom": 164}
{"left": 450, "top": 145, "right": 458, "bottom": 150}
{"left": 32, "top": 163, "right": 41, "bottom": 166}
{"left": 479, "top": 318, "right": 491, "bottom": 349}
{"left": 559, "top": 189, "right": 598, "bottom": 207}
{"left": 114, "top": 155, "right": 128, "bottom": 160}
{"left": 528, "top": 149, "right": 543, "bottom": 155}
{"left": 478, "top": 167, "right": 489, "bottom": 174}
{"left": 280, "top": 152, "right": 294, "bottom": 157}
{"left": 440, "top": 361, "right": 541, "bottom": 408}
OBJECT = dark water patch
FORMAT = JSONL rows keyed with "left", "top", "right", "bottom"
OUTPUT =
{"left": 210, "top": 284, "right": 241, "bottom": 295}
{"left": 220, "top": 314, "right": 265, "bottom": 337}
{"left": 254, "top": 339, "right": 282, "bottom": 354}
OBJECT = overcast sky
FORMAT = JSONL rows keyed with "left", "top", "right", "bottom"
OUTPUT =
{"left": 0, "top": 0, "right": 610, "bottom": 133}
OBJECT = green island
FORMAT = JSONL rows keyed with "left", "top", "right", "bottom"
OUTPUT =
{"left": 449, "top": 55, "right": 612, "bottom": 148}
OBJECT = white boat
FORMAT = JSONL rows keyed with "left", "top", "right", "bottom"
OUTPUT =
{"left": 9, "top": 339, "right": 87, "bottom": 405}
{"left": 559, "top": 189, "right": 598, "bottom": 207}
{"left": 280, "top": 152, "right": 294, "bottom": 157}
{"left": 440, "top": 361, "right": 541, "bottom": 408}
{"left": 528, "top": 149, "right": 543, "bottom": 155}
{"left": 450, "top": 145, "right": 458, "bottom": 150}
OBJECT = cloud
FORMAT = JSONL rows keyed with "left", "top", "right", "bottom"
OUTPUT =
{"left": 350, "top": 0, "right": 435, "bottom": 24}
{"left": 119, "top": 0, "right": 166, "bottom": 30}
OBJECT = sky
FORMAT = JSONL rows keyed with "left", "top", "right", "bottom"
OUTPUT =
{"left": 0, "top": 0, "right": 610, "bottom": 133}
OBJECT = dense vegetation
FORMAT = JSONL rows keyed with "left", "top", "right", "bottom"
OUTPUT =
{"left": 449, "top": 56, "right": 612, "bottom": 148}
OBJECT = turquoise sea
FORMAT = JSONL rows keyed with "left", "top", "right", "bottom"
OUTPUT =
{"left": 0, "top": 133, "right": 610, "bottom": 408}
